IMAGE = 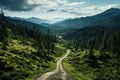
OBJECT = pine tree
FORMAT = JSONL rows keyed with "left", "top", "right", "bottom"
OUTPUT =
{"left": 47, "top": 29, "right": 50, "bottom": 57}
{"left": 51, "top": 43, "right": 55, "bottom": 53}
{"left": 88, "top": 39, "right": 94, "bottom": 60}
{"left": 88, "top": 38, "right": 98, "bottom": 67}
{"left": 0, "top": 9, "right": 8, "bottom": 50}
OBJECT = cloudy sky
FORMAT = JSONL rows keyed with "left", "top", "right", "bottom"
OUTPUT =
{"left": 0, "top": 0, "right": 120, "bottom": 20}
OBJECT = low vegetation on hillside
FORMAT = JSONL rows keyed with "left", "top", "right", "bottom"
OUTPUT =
{"left": 63, "top": 49, "right": 120, "bottom": 80}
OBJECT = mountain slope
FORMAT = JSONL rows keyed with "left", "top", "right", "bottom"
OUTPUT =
{"left": 5, "top": 16, "right": 49, "bottom": 33}
{"left": 63, "top": 26, "right": 120, "bottom": 53}
{"left": 53, "top": 8, "right": 120, "bottom": 30}
{"left": 63, "top": 26, "right": 120, "bottom": 80}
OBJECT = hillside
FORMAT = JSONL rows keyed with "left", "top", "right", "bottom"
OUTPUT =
{"left": 63, "top": 26, "right": 120, "bottom": 53}
{"left": 3, "top": 16, "right": 49, "bottom": 34}
{"left": 63, "top": 48, "right": 120, "bottom": 80}
{"left": 0, "top": 12, "right": 64, "bottom": 80}
{"left": 63, "top": 26, "right": 120, "bottom": 80}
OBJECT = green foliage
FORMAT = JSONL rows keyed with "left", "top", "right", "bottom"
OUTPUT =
{"left": 0, "top": 12, "right": 59, "bottom": 80}
{"left": 63, "top": 49, "right": 120, "bottom": 80}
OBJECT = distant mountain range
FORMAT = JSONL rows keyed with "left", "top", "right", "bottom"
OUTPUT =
{"left": 10, "top": 17, "right": 64, "bottom": 24}
{"left": 52, "top": 8, "right": 120, "bottom": 30}
{"left": 10, "top": 17, "right": 50, "bottom": 24}
{"left": 2, "top": 8, "right": 120, "bottom": 34}
{"left": 25, "top": 17, "right": 51, "bottom": 24}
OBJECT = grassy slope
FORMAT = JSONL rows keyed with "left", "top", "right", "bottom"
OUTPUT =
{"left": 0, "top": 38, "right": 66, "bottom": 80}
{"left": 63, "top": 49, "right": 119, "bottom": 80}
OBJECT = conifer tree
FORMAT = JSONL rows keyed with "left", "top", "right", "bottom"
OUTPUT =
{"left": 0, "top": 9, "right": 8, "bottom": 50}
{"left": 88, "top": 39, "right": 94, "bottom": 60}
{"left": 47, "top": 29, "right": 50, "bottom": 57}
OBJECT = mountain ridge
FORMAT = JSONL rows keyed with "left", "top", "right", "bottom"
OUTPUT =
{"left": 52, "top": 8, "right": 120, "bottom": 30}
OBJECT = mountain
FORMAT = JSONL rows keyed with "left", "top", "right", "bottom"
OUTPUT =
{"left": 10, "top": 17, "right": 25, "bottom": 20}
{"left": 53, "top": 8, "right": 120, "bottom": 30}
{"left": 25, "top": 17, "right": 50, "bottom": 24}
{"left": 5, "top": 16, "right": 49, "bottom": 33}
{"left": 10, "top": 17, "right": 50, "bottom": 24}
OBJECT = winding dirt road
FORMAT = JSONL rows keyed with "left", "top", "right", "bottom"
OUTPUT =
{"left": 35, "top": 49, "right": 70, "bottom": 80}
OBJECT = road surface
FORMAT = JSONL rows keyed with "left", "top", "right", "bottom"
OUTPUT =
{"left": 35, "top": 49, "right": 70, "bottom": 80}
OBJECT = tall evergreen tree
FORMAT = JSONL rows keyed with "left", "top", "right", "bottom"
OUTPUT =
{"left": 0, "top": 9, "right": 8, "bottom": 50}
{"left": 88, "top": 39, "right": 94, "bottom": 60}
{"left": 47, "top": 29, "right": 50, "bottom": 57}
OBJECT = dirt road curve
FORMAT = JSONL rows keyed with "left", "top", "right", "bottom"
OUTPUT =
{"left": 35, "top": 49, "right": 70, "bottom": 80}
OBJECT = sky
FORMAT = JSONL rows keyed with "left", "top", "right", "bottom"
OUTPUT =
{"left": 0, "top": 0, "right": 120, "bottom": 21}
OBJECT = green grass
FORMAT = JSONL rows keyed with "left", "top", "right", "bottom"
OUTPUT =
{"left": 63, "top": 49, "right": 120, "bottom": 80}
{"left": 63, "top": 53, "right": 96, "bottom": 80}
{"left": 0, "top": 39, "right": 40, "bottom": 79}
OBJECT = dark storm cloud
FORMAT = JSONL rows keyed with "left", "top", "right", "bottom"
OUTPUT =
{"left": 0, "top": 0, "right": 39, "bottom": 11}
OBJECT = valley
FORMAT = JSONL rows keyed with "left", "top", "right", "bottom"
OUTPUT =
{"left": 0, "top": 7, "right": 120, "bottom": 80}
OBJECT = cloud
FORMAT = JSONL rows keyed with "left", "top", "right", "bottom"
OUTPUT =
{"left": 47, "top": 8, "right": 82, "bottom": 16}
{"left": 0, "top": 0, "right": 86, "bottom": 11}
{"left": 60, "top": 9, "right": 82, "bottom": 15}
{"left": 45, "top": 0, "right": 86, "bottom": 16}
{"left": 56, "top": 0, "right": 86, "bottom": 6}
{"left": 40, "top": 0, "right": 58, "bottom": 8}
{"left": 64, "top": 2, "right": 86, "bottom": 6}
{"left": 39, "top": 0, "right": 86, "bottom": 9}
{"left": 47, "top": 1, "right": 58, "bottom": 7}
{"left": 0, "top": 0, "right": 40, "bottom": 11}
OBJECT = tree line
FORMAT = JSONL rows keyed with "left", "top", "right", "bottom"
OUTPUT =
{"left": 63, "top": 26, "right": 120, "bottom": 60}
